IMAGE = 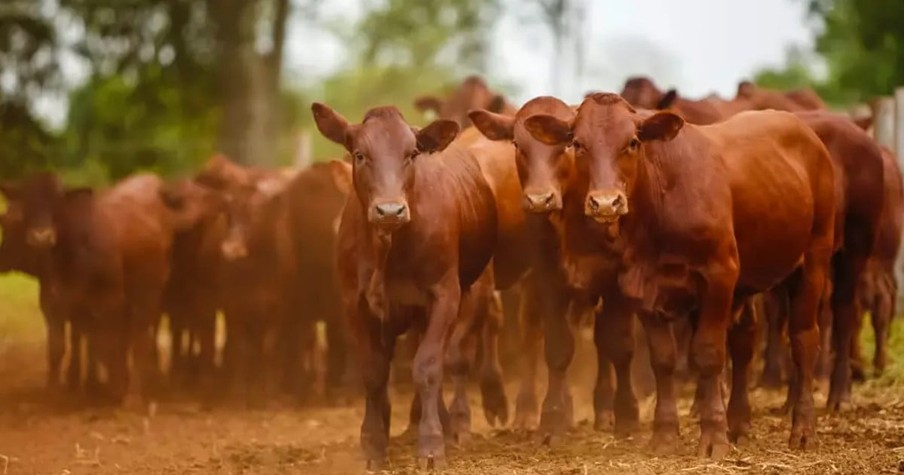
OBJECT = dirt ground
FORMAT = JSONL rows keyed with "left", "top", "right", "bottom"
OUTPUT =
{"left": 2, "top": 333, "right": 904, "bottom": 475}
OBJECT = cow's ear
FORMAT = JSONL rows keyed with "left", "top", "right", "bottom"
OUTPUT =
{"left": 327, "top": 160, "right": 353, "bottom": 196}
{"left": 523, "top": 114, "right": 572, "bottom": 146}
{"left": 852, "top": 115, "right": 873, "bottom": 131}
{"left": 657, "top": 89, "right": 679, "bottom": 109}
{"left": 468, "top": 109, "right": 515, "bottom": 141}
{"left": 312, "top": 102, "right": 351, "bottom": 147}
{"left": 0, "top": 182, "right": 19, "bottom": 200}
{"left": 414, "top": 96, "right": 443, "bottom": 115}
{"left": 737, "top": 80, "right": 756, "bottom": 98}
{"left": 639, "top": 111, "right": 684, "bottom": 142}
{"left": 415, "top": 119, "right": 460, "bottom": 153}
{"left": 486, "top": 94, "right": 508, "bottom": 114}
{"left": 159, "top": 184, "right": 186, "bottom": 210}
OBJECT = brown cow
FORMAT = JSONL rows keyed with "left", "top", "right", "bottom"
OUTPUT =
{"left": 173, "top": 157, "right": 358, "bottom": 402}
{"left": 189, "top": 161, "right": 305, "bottom": 405}
{"left": 751, "top": 114, "right": 886, "bottom": 406}
{"left": 414, "top": 75, "right": 517, "bottom": 128}
{"left": 0, "top": 187, "right": 98, "bottom": 393}
{"left": 852, "top": 144, "right": 903, "bottom": 377}
{"left": 619, "top": 76, "right": 726, "bottom": 125}
{"left": 469, "top": 97, "right": 640, "bottom": 435}
{"left": 159, "top": 178, "right": 226, "bottom": 396}
{"left": 736, "top": 81, "right": 826, "bottom": 111}
{"left": 312, "top": 103, "right": 528, "bottom": 468}
{"left": 524, "top": 93, "right": 836, "bottom": 456}
{"left": 10, "top": 172, "right": 179, "bottom": 408}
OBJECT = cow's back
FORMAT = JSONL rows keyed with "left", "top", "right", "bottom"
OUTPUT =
{"left": 795, "top": 111, "right": 885, "bottom": 252}
{"left": 702, "top": 111, "right": 835, "bottom": 291}
{"left": 100, "top": 174, "right": 173, "bottom": 290}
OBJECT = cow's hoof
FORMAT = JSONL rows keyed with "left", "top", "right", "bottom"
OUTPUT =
{"left": 416, "top": 454, "right": 446, "bottom": 471}
{"left": 647, "top": 429, "right": 680, "bottom": 456}
{"left": 697, "top": 425, "right": 730, "bottom": 460}
{"left": 593, "top": 410, "right": 614, "bottom": 432}
{"left": 365, "top": 456, "right": 386, "bottom": 473}
{"left": 480, "top": 375, "right": 509, "bottom": 427}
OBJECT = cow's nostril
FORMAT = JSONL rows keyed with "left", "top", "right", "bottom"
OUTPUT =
{"left": 375, "top": 203, "right": 406, "bottom": 218}
{"left": 612, "top": 194, "right": 624, "bottom": 209}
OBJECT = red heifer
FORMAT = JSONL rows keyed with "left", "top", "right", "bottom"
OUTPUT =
{"left": 736, "top": 81, "right": 827, "bottom": 111}
{"left": 12, "top": 173, "right": 179, "bottom": 408}
{"left": 0, "top": 186, "right": 97, "bottom": 392}
{"left": 620, "top": 76, "right": 727, "bottom": 125}
{"left": 851, "top": 145, "right": 903, "bottom": 378}
{"left": 313, "top": 103, "right": 512, "bottom": 468}
{"left": 414, "top": 75, "right": 517, "bottom": 128}
{"left": 159, "top": 178, "right": 226, "bottom": 396}
{"left": 525, "top": 93, "right": 835, "bottom": 456}
{"left": 469, "top": 97, "right": 640, "bottom": 435}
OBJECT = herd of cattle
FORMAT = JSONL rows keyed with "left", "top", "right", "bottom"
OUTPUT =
{"left": 0, "top": 74, "right": 901, "bottom": 469}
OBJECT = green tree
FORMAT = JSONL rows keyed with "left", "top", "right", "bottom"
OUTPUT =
{"left": 0, "top": 1, "right": 60, "bottom": 179}
{"left": 808, "top": 0, "right": 904, "bottom": 102}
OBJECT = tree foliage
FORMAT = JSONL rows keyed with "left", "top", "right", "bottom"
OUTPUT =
{"left": 753, "top": 0, "right": 904, "bottom": 106}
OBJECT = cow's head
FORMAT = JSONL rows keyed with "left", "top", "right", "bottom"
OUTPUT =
{"left": 470, "top": 96, "right": 575, "bottom": 213}
{"left": 6, "top": 172, "right": 89, "bottom": 250}
{"left": 219, "top": 174, "right": 291, "bottom": 261}
{"left": 159, "top": 178, "right": 225, "bottom": 233}
{"left": 414, "top": 75, "right": 514, "bottom": 128}
{"left": 0, "top": 183, "right": 30, "bottom": 272}
{"left": 619, "top": 76, "right": 665, "bottom": 110}
{"left": 312, "top": 103, "right": 459, "bottom": 231}
{"left": 524, "top": 92, "right": 684, "bottom": 225}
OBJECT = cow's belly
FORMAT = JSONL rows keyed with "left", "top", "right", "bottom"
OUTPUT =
{"left": 731, "top": 163, "right": 815, "bottom": 291}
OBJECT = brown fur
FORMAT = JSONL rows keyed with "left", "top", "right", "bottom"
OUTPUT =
{"left": 525, "top": 94, "right": 836, "bottom": 455}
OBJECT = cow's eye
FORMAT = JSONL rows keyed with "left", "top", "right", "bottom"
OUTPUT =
{"left": 627, "top": 137, "right": 640, "bottom": 152}
{"left": 353, "top": 151, "right": 366, "bottom": 164}
{"left": 571, "top": 141, "right": 583, "bottom": 151}
{"left": 406, "top": 150, "right": 419, "bottom": 162}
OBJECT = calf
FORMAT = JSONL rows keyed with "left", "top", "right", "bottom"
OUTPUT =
{"left": 10, "top": 172, "right": 177, "bottom": 407}
{"left": 159, "top": 178, "right": 226, "bottom": 395}
{"left": 852, "top": 145, "right": 903, "bottom": 378}
{"left": 0, "top": 187, "right": 95, "bottom": 392}
{"left": 312, "top": 103, "right": 522, "bottom": 468}
{"left": 185, "top": 157, "right": 360, "bottom": 402}
{"left": 469, "top": 97, "right": 640, "bottom": 435}
{"left": 524, "top": 93, "right": 836, "bottom": 456}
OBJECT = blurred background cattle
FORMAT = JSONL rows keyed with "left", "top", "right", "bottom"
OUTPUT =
{"left": 3, "top": 0, "right": 904, "bottom": 473}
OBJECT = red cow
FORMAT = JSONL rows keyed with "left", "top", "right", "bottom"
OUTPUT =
{"left": 312, "top": 103, "right": 532, "bottom": 468}
{"left": 0, "top": 186, "right": 97, "bottom": 392}
{"left": 159, "top": 178, "right": 226, "bottom": 396}
{"left": 469, "top": 97, "right": 640, "bottom": 435}
{"left": 524, "top": 93, "right": 835, "bottom": 456}
{"left": 9, "top": 172, "right": 180, "bottom": 408}
{"left": 414, "top": 75, "right": 517, "bottom": 128}
{"left": 852, "top": 143, "right": 903, "bottom": 378}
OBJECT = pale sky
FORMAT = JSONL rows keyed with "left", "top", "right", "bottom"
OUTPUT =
{"left": 42, "top": 0, "right": 816, "bottom": 126}
{"left": 287, "top": 0, "right": 816, "bottom": 105}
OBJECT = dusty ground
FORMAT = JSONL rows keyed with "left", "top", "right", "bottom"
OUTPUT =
{"left": 2, "top": 332, "right": 904, "bottom": 475}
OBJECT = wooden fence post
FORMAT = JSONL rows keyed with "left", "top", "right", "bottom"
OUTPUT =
{"left": 895, "top": 89, "right": 904, "bottom": 300}
{"left": 294, "top": 129, "right": 312, "bottom": 169}
{"left": 872, "top": 96, "right": 896, "bottom": 150}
